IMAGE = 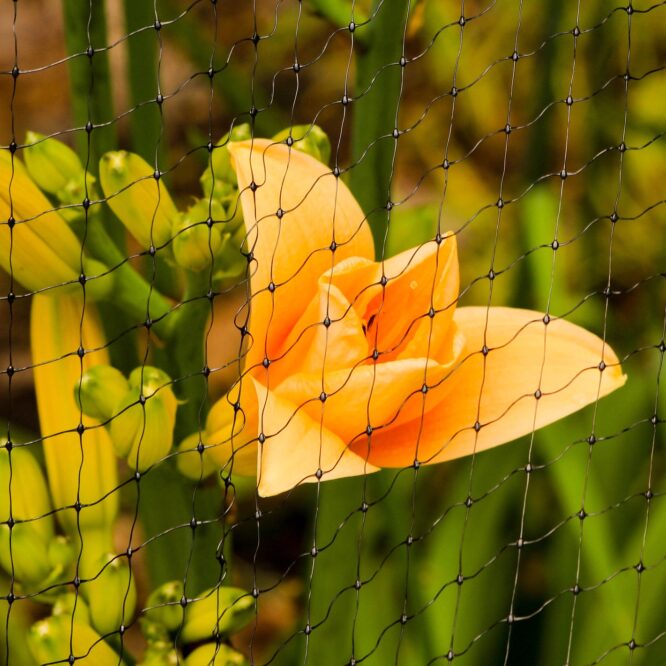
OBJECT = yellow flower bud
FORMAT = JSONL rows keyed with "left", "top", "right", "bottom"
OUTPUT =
{"left": 75, "top": 364, "right": 130, "bottom": 422}
{"left": 109, "top": 366, "right": 177, "bottom": 471}
{"left": 99, "top": 150, "right": 179, "bottom": 250}
{"left": 0, "top": 523, "right": 51, "bottom": 585}
{"left": 144, "top": 579, "right": 185, "bottom": 632}
{"left": 184, "top": 643, "right": 248, "bottom": 666}
{"left": 48, "top": 535, "right": 77, "bottom": 573}
{"left": 203, "top": 387, "right": 258, "bottom": 476}
{"left": 200, "top": 124, "right": 252, "bottom": 199}
{"left": 181, "top": 586, "right": 254, "bottom": 644}
{"left": 85, "top": 552, "right": 137, "bottom": 636}
{"left": 53, "top": 592, "right": 91, "bottom": 626}
{"left": 173, "top": 199, "right": 224, "bottom": 272}
{"left": 272, "top": 124, "right": 331, "bottom": 164}
{"left": 0, "top": 443, "right": 53, "bottom": 541}
{"left": 31, "top": 293, "right": 118, "bottom": 546}
{"left": 0, "top": 151, "right": 81, "bottom": 293}
{"left": 28, "top": 616, "right": 124, "bottom": 666}
{"left": 23, "top": 130, "right": 91, "bottom": 197}
{"left": 140, "top": 644, "right": 181, "bottom": 665}
{"left": 176, "top": 432, "right": 218, "bottom": 481}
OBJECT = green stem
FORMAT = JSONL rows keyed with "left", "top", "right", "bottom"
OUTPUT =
{"left": 86, "top": 212, "right": 173, "bottom": 330}
{"left": 310, "top": 0, "right": 369, "bottom": 35}
{"left": 61, "top": 0, "right": 116, "bottom": 180}
{"left": 123, "top": 0, "right": 163, "bottom": 162}
{"left": 349, "top": 0, "right": 409, "bottom": 257}
{"left": 138, "top": 270, "right": 218, "bottom": 592}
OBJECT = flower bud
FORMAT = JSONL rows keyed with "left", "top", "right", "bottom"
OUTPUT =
{"left": 203, "top": 388, "right": 258, "bottom": 475}
{"left": 173, "top": 198, "right": 224, "bottom": 272}
{"left": 0, "top": 152, "right": 81, "bottom": 293}
{"left": 28, "top": 616, "right": 123, "bottom": 665}
{"left": 184, "top": 643, "right": 249, "bottom": 666}
{"left": 181, "top": 586, "right": 254, "bottom": 644}
{"left": 53, "top": 592, "right": 91, "bottom": 626}
{"left": 23, "top": 130, "right": 88, "bottom": 196}
{"left": 141, "top": 643, "right": 181, "bottom": 665}
{"left": 0, "top": 443, "right": 53, "bottom": 542}
{"left": 144, "top": 579, "right": 185, "bottom": 632}
{"left": 0, "top": 523, "right": 51, "bottom": 584}
{"left": 31, "top": 293, "right": 119, "bottom": 541}
{"left": 48, "top": 535, "right": 77, "bottom": 574}
{"left": 99, "top": 150, "right": 179, "bottom": 250}
{"left": 75, "top": 364, "right": 130, "bottom": 422}
{"left": 176, "top": 433, "right": 218, "bottom": 481}
{"left": 85, "top": 552, "right": 137, "bottom": 636}
{"left": 272, "top": 124, "right": 331, "bottom": 165}
{"left": 109, "top": 366, "right": 177, "bottom": 471}
{"left": 200, "top": 124, "right": 252, "bottom": 199}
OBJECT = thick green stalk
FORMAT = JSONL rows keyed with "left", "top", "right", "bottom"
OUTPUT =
{"left": 349, "top": 0, "right": 409, "bottom": 256}
{"left": 61, "top": 0, "right": 116, "bottom": 174}
{"left": 123, "top": 0, "right": 162, "bottom": 162}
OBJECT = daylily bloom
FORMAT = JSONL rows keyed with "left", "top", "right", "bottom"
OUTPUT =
{"left": 198, "top": 139, "right": 625, "bottom": 497}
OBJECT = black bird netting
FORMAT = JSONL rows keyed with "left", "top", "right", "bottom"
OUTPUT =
{"left": 0, "top": 1, "right": 665, "bottom": 664}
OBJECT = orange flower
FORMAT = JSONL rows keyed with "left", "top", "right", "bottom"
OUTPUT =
{"left": 201, "top": 139, "right": 625, "bottom": 496}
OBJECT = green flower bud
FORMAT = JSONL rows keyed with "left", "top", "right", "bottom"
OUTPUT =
{"left": 173, "top": 199, "right": 225, "bottom": 272}
{"left": 24, "top": 130, "right": 87, "bottom": 196}
{"left": 139, "top": 617, "right": 171, "bottom": 645}
{"left": 140, "top": 644, "right": 181, "bottom": 666}
{"left": 185, "top": 643, "right": 249, "bottom": 666}
{"left": 109, "top": 366, "right": 177, "bottom": 471}
{"left": 212, "top": 223, "right": 248, "bottom": 289}
{"left": 200, "top": 123, "right": 252, "bottom": 198}
{"left": 28, "top": 616, "right": 123, "bottom": 665}
{"left": 85, "top": 552, "right": 137, "bottom": 636}
{"left": 176, "top": 432, "right": 218, "bottom": 481}
{"left": 0, "top": 523, "right": 51, "bottom": 584}
{"left": 75, "top": 365, "right": 130, "bottom": 422}
{"left": 272, "top": 124, "right": 331, "bottom": 165}
{"left": 53, "top": 592, "right": 91, "bottom": 626}
{"left": 144, "top": 579, "right": 185, "bottom": 633}
{"left": 181, "top": 586, "right": 254, "bottom": 644}
{"left": 99, "top": 150, "right": 179, "bottom": 250}
{"left": 0, "top": 443, "right": 53, "bottom": 542}
{"left": 48, "top": 535, "right": 77, "bottom": 573}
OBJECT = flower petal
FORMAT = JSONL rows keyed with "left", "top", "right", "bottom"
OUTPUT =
{"left": 252, "top": 378, "right": 377, "bottom": 497}
{"left": 275, "top": 350, "right": 462, "bottom": 446}
{"left": 269, "top": 279, "right": 370, "bottom": 387}
{"left": 228, "top": 139, "right": 374, "bottom": 371}
{"left": 357, "top": 306, "right": 626, "bottom": 467}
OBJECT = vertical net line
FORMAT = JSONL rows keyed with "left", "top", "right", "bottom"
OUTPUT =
{"left": 425, "top": 2, "right": 474, "bottom": 660}
{"left": 3, "top": 0, "right": 20, "bottom": 663}
{"left": 284, "top": 2, "right": 322, "bottom": 661}
{"left": 628, "top": 309, "right": 666, "bottom": 659}
{"left": 379, "top": 2, "right": 422, "bottom": 664}
{"left": 503, "top": 2, "right": 583, "bottom": 664}
{"left": 247, "top": 1, "right": 269, "bottom": 659}
{"left": 564, "top": 5, "right": 635, "bottom": 663}
{"left": 68, "top": 2, "right": 97, "bottom": 662}
{"left": 198, "top": 2, "right": 235, "bottom": 663}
